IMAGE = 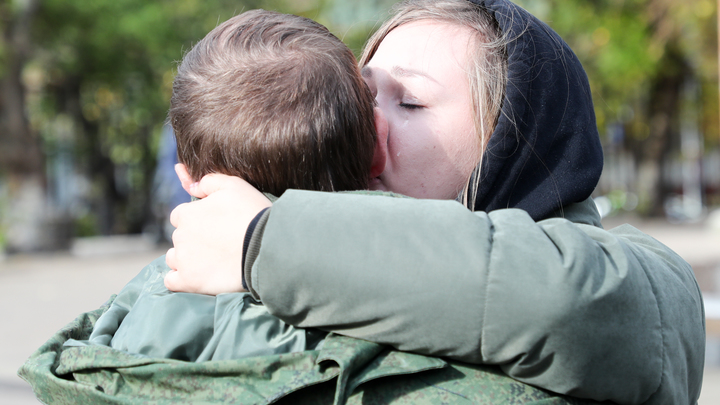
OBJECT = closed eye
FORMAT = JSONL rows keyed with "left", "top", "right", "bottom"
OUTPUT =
{"left": 399, "top": 102, "right": 424, "bottom": 110}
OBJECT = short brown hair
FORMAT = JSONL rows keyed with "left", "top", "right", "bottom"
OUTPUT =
{"left": 170, "top": 10, "right": 377, "bottom": 196}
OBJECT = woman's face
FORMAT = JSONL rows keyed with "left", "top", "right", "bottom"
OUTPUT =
{"left": 363, "top": 21, "right": 481, "bottom": 200}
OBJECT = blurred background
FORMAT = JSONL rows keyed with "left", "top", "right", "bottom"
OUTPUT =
{"left": 0, "top": 0, "right": 396, "bottom": 251}
{"left": 0, "top": 0, "right": 718, "bottom": 250}
{"left": 1, "top": 0, "right": 720, "bottom": 403}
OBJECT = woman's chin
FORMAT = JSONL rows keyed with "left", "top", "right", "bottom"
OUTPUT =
{"left": 369, "top": 177, "right": 387, "bottom": 192}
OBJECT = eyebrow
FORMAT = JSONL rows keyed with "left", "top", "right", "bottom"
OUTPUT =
{"left": 361, "top": 65, "right": 438, "bottom": 85}
{"left": 390, "top": 66, "right": 438, "bottom": 84}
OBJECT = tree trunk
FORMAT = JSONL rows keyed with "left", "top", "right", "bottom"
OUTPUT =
{"left": 0, "top": 0, "right": 42, "bottom": 175}
{"left": 632, "top": 42, "right": 688, "bottom": 216}
{"left": 0, "top": 0, "right": 63, "bottom": 252}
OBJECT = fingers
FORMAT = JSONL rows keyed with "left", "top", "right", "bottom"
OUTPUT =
{"left": 164, "top": 269, "right": 182, "bottom": 292}
{"left": 165, "top": 247, "right": 177, "bottom": 270}
{"left": 169, "top": 202, "right": 190, "bottom": 228}
{"left": 162, "top": 172, "right": 265, "bottom": 296}
{"left": 165, "top": 249, "right": 183, "bottom": 292}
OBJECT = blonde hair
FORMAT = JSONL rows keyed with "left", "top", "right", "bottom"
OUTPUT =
{"left": 359, "top": 0, "right": 507, "bottom": 209}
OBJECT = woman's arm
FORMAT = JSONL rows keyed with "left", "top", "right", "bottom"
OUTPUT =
{"left": 245, "top": 190, "right": 704, "bottom": 405}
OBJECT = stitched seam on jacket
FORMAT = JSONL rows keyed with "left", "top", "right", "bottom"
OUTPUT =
{"left": 479, "top": 219, "right": 496, "bottom": 362}
{"left": 636, "top": 243, "right": 666, "bottom": 403}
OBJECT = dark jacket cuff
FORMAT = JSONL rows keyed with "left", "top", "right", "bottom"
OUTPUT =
{"left": 242, "top": 207, "right": 270, "bottom": 299}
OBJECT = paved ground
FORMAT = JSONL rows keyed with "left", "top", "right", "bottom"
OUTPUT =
{"left": 1, "top": 215, "right": 719, "bottom": 404}
{"left": 0, "top": 245, "right": 167, "bottom": 404}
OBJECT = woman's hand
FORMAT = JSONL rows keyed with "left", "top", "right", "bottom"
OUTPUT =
{"left": 164, "top": 172, "right": 271, "bottom": 295}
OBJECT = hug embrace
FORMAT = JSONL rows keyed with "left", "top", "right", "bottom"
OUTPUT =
{"left": 21, "top": 1, "right": 704, "bottom": 404}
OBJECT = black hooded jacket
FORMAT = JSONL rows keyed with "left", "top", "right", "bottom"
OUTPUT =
{"left": 469, "top": 0, "right": 603, "bottom": 220}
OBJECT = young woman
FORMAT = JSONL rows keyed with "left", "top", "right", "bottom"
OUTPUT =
{"left": 164, "top": 1, "right": 705, "bottom": 404}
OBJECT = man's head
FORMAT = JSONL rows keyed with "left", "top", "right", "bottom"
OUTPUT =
{"left": 170, "top": 10, "right": 379, "bottom": 196}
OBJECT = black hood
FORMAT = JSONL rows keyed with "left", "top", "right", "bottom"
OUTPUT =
{"left": 468, "top": 0, "right": 603, "bottom": 220}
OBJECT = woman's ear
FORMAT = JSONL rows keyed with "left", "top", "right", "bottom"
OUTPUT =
{"left": 174, "top": 163, "right": 197, "bottom": 195}
{"left": 370, "top": 107, "right": 388, "bottom": 179}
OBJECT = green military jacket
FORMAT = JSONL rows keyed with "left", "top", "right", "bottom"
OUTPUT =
{"left": 19, "top": 298, "right": 592, "bottom": 404}
{"left": 65, "top": 256, "right": 324, "bottom": 362}
{"left": 243, "top": 192, "right": 705, "bottom": 405}
{"left": 17, "top": 193, "right": 703, "bottom": 405}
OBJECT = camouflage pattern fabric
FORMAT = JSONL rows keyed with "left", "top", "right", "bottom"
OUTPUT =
{"left": 19, "top": 298, "right": 594, "bottom": 404}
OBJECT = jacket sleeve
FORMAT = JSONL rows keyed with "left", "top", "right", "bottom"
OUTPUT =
{"left": 247, "top": 190, "right": 705, "bottom": 405}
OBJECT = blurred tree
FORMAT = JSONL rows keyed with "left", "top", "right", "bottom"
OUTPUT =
{"left": 0, "top": 0, "right": 42, "bottom": 175}
{"left": 29, "top": 0, "right": 268, "bottom": 237}
{"left": 516, "top": 0, "right": 718, "bottom": 216}
{"left": 0, "top": 0, "right": 52, "bottom": 252}
{"left": 3, "top": 0, "right": 716, "bottom": 250}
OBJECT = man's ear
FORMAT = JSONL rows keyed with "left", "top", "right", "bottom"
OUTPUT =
{"left": 370, "top": 107, "right": 388, "bottom": 179}
{"left": 174, "top": 163, "right": 196, "bottom": 195}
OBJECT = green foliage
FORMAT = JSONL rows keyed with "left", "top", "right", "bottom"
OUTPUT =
{"left": 74, "top": 212, "right": 99, "bottom": 238}
{"left": 515, "top": 0, "right": 719, "bottom": 215}
{"left": 515, "top": 0, "right": 718, "bottom": 147}
{"left": 0, "top": 2, "right": 8, "bottom": 78}
{"left": 0, "top": 40, "right": 5, "bottom": 79}
{"left": 0, "top": 181, "right": 6, "bottom": 251}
